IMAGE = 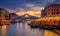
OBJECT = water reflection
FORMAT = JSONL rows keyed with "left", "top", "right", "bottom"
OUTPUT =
{"left": 0, "top": 21, "right": 60, "bottom": 36}
{"left": 16, "top": 22, "right": 44, "bottom": 36}
{"left": 7, "top": 24, "right": 16, "bottom": 36}
{"left": 44, "top": 30, "right": 60, "bottom": 36}
{"left": 0, "top": 25, "right": 7, "bottom": 36}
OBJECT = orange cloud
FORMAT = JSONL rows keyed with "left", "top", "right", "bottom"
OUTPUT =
{"left": 16, "top": 7, "right": 44, "bottom": 17}
{"left": 16, "top": 11, "right": 41, "bottom": 17}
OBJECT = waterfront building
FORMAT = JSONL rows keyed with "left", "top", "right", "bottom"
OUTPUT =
{"left": 0, "top": 8, "right": 9, "bottom": 19}
{"left": 0, "top": 8, "right": 10, "bottom": 25}
{"left": 40, "top": 4, "right": 60, "bottom": 27}
{"left": 41, "top": 4, "right": 60, "bottom": 17}
{"left": 9, "top": 13, "right": 19, "bottom": 23}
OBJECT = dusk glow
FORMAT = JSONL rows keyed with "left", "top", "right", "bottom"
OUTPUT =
{"left": 0, "top": 0, "right": 60, "bottom": 36}
{"left": 0, "top": 0, "right": 60, "bottom": 16}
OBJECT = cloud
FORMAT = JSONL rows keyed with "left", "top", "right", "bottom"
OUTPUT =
{"left": 3, "top": 0, "right": 59, "bottom": 17}
{"left": 16, "top": 11, "right": 41, "bottom": 17}
{"left": 16, "top": 4, "right": 44, "bottom": 11}
{"left": 15, "top": 6, "right": 44, "bottom": 17}
{"left": 1, "top": 0, "right": 60, "bottom": 13}
{"left": 7, "top": 9, "right": 18, "bottom": 13}
{"left": 53, "top": 0, "right": 60, "bottom": 4}
{"left": 0, "top": 0, "right": 60, "bottom": 9}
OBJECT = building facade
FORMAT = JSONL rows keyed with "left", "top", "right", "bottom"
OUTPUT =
{"left": 9, "top": 13, "right": 19, "bottom": 23}
{"left": 0, "top": 8, "right": 9, "bottom": 20}
{"left": 41, "top": 4, "right": 60, "bottom": 17}
{"left": 0, "top": 8, "right": 10, "bottom": 25}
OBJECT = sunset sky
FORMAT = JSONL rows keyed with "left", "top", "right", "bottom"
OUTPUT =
{"left": 0, "top": 0, "right": 60, "bottom": 17}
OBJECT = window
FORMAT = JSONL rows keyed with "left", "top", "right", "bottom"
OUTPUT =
{"left": 51, "top": 12, "right": 54, "bottom": 15}
{"left": 57, "top": 12, "right": 59, "bottom": 14}
{"left": 5, "top": 17, "right": 9, "bottom": 20}
{"left": 54, "top": 12, "right": 56, "bottom": 14}
{"left": 44, "top": 12, "right": 47, "bottom": 16}
{"left": 51, "top": 9, "right": 54, "bottom": 11}
{"left": 48, "top": 9, "right": 50, "bottom": 11}
{"left": 57, "top": 9, "right": 59, "bottom": 11}
{"left": 5, "top": 16, "right": 8, "bottom": 17}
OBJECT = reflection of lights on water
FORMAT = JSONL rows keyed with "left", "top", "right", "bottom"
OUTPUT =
{"left": 0, "top": 22, "right": 59, "bottom": 36}
{"left": 44, "top": 30, "right": 59, "bottom": 36}
{"left": 1, "top": 25, "right": 7, "bottom": 36}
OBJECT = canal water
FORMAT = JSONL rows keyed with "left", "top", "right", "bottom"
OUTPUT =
{"left": 0, "top": 21, "right": 60, "bottom": 36}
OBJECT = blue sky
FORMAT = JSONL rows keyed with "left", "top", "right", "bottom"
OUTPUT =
{"left": 0, "top": 0, "right": 60, "bottom": 13}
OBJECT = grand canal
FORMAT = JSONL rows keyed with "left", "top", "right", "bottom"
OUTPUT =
{"left": 0, "top": 21, "right": 60, "bottom": 36}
